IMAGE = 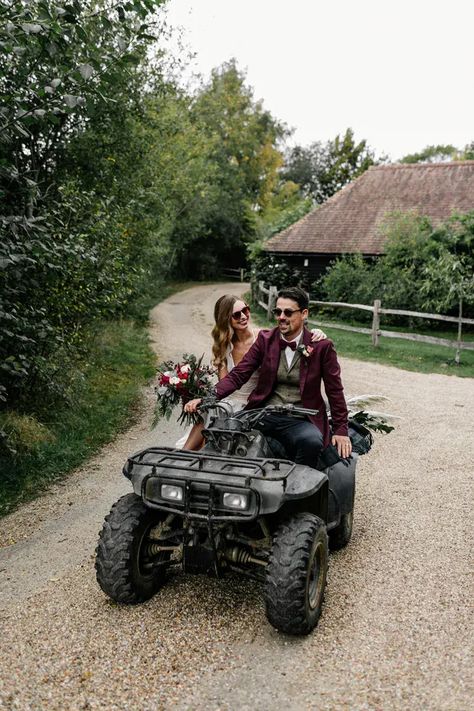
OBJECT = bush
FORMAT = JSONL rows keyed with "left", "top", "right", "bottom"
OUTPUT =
{"left": 318, "top": 254, "right": 374, "bottom": 299}
{"left": 251, "top": 254, "right": 305, "bottom": 289}
{"left": 0, "top": 412, "right": 54, "bottom": 458}
{"left": 315, "top": 211, "right": 474, "bottom": 324}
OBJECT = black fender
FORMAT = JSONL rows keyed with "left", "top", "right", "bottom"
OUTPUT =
{"left": 326, "top": 453, "right": 358, "bottom": 528}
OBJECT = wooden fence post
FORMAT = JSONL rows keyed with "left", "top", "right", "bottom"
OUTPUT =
{"left": 372, "top": 299, "right": 381, "bottom": 347}
{"left": 455, "top": 297, "right": 463, "bottom": 365}
{"left": 267, "top": 285, "right": 278, "bottom": 320}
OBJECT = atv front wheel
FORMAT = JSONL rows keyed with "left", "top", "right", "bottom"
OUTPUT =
{"left": 96, "top": 493, "right": 171, "bottom": 603}
{"left": 264, "top": 513, "right": 328, "bottom": 635}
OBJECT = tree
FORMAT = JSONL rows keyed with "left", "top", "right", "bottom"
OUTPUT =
{"left": 0, "top": 0, "right": 165, "bottom": 408}
{"left": 399, "top": 144, "right": 458, "bottom": 164}
{"left": 421, "top": 212, "right": 474, "bottom": 312}
{"left": 152, "top": 60, "right": 290, "bottom": 278}
{"left": 317, "top": 210, "right": 474, "bottom": 322}
{"left": 460, "top": 142, "right": 474, "bottom": 160}
{"left": 282, "top": 128, "right": 376, "bottom": 203}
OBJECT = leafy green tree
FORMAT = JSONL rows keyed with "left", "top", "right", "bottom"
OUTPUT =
{"left": 169, "top": 60, "right": 288, "bottom": 277}
{"left": 318, "top": 253, "right": 376, "bottom": 307}
{"left": 420, "top": 212, "right": 474, "bottom": 312}
{"left": 0, "top": 0, "right": 164, "bottom": 408}
{"left": 460, "top": 142, "right": 474, "bottom": 160}
{"left": 399, "top": 144, "right": 458, "bottom": 163}
{"left": 282, "top": 128, "right": 376, "bottom": 203}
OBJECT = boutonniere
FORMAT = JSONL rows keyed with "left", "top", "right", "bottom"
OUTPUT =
{"left": 297, "top": 344, "right": 314, "bottom": 358}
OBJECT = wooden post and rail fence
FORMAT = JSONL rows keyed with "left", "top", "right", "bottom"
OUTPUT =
{"left": 222, "top": 267, "right": 246, "bottom": 282}
{"left": 254, "top": 280, "right": 474, "bottom": 364}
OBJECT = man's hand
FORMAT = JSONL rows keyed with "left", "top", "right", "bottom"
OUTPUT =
{"left": 310, "top": 328, "right": 327, "bottom": 342}
{"left": 332, "top": 434, "right": 352, "bottom": 459}
{"left": 184, "top": 398, "right": 202, "bottom": 414}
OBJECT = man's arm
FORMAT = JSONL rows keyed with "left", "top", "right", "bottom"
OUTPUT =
{"left": 320, "top": 341, "right": 351, "bottom": 457}
{"left": 320, "top": 341, "right": 348, "bottom": 435}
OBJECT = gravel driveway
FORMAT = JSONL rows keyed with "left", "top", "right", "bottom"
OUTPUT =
{"left": 0, "top": 283, "right": 473, "bottom": 710}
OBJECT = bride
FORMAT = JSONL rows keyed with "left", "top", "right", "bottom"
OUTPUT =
{"left": 179, "top": 294, "right": 326, "bottom": 450}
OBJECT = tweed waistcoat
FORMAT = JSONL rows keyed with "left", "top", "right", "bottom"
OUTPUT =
{"left": 266, "top": 350, "right": 302, "bottom": 407}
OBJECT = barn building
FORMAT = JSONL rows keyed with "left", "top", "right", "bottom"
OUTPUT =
{"left": 263, "top": 162, "right": 474, "bottom": 283}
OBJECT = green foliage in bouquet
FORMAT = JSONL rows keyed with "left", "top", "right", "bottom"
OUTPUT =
{"left": 346, "top": 394, "right": 398, "bottom": 435}
{"left": 350, "top": 410, "right": 395, "bottom": 435}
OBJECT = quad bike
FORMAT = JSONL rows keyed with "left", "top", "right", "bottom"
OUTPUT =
{"left": 95, "top": 402, "right": 372, "bottom": 635}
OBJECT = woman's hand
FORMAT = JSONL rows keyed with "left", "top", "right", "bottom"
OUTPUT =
{"left": 184, "top": 398, "right": 202, "bottom": 414}
{"left": 310, "top": 328, "right": 327, "bottom": 342}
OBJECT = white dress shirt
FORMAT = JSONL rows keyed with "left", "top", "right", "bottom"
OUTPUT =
{"left": 281, "top": 331, "right": 303, "bottom": 368}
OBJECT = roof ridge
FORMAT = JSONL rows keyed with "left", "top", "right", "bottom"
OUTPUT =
{"left": 369, "top": 160, "right": 474, "bottom": 171}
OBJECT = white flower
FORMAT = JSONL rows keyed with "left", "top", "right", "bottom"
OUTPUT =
{"left": 163, "top": 370, "right": 174, "bottom": 378}
{"left": 180, "top": 364, "right": 191, "bottom": 374}
{"left": 157, "top": 386, "right": 168, "bottom": 395}
{"left": 169, "top": 376, "right": 180, "bottom": 385}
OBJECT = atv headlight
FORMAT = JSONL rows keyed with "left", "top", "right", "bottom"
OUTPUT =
{"left": 161, "top": 484, "right": 184, "bottom": 502}
{"left": 223, "top": 492, "right": 248, "bottom": 510}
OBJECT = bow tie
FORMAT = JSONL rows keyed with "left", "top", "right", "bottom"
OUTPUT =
{"left": 280, "top": 340, "right": 297, "bottom": 351}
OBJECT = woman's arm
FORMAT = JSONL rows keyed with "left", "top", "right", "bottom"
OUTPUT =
{"left": 217, "top": 364, "right": 229, "bottom": 381}
{"left": 186, "top": 333, "right": 264, "bottom": 414}
{"left": 256, "top": 326, "right": 326, "bottom": 341}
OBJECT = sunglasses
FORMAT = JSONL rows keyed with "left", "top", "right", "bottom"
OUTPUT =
{"left": 272, "top": 308, "right": 302, "bottom": 318}
{"left": 231, "top": 305, "right": 250, "bottom": 320}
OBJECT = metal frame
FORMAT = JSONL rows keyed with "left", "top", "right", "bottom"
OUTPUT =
{"left": 127, "top": 446, "right": 296, "bottom": 484}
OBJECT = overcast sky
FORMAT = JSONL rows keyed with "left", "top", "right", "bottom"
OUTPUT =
{"left": 164, "top": 0, "right": 474, "bottom": 161}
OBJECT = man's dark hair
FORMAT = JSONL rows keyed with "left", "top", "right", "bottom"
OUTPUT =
{"left": 277, "top": 286, "right": 309, "bottom": 311}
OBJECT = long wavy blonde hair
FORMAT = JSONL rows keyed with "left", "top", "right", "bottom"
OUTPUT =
{"left": 211, "top": 294, "right": 241, "bottom": 371}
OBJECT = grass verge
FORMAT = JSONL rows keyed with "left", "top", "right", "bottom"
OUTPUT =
{"left": 0, "top": 320, "right": 156, "bottom": 517}
{"left": 250, "top": 300, "right": 474, "bottom": 378}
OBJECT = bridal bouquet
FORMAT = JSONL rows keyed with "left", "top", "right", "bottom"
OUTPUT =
{"left": 153, "top": 353, "right": 216, "bottom": 426}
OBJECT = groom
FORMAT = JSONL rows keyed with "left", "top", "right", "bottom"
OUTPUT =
{"left": 187, "top": 286, "right": 351, "bottom": 466}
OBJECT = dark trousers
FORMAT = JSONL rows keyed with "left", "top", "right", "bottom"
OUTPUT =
{"left": 257, "top": 414, "right": 323, "bottom": 467}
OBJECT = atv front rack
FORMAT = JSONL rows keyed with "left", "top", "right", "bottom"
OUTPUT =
{"left": 124, "top": 447, "right": 296, "bottom": 485}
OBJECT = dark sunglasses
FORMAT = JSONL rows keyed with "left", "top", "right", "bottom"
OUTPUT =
{"left": 231, "top": 305, "right": 250, "bottom": 320}
{"left": 272, "top": 307, "right": 302, "bottom": 318}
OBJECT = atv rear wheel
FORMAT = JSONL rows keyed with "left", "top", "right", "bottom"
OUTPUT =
{"left": 329, "top": 510, "right": 354, "bottom": 550}
{"left": 264, "top": 512, "right": 328, "bottom": 635}
{"left": 96, "top": 493, "right": 171, "bottom": 603}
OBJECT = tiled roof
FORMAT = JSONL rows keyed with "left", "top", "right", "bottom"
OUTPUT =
{"left": 264, "top": 162, "right": 474, "bottom": 254}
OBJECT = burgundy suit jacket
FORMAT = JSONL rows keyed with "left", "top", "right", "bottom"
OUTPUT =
{"left": 215, "top": 326, "right": 349, "bottom": 447}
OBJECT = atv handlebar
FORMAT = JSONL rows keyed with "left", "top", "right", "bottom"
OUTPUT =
{"left": 198, "top": 396, "right": 230, "bottom": 414}
{"left": 198, "top": 398, "right": 318, "bottom": 425}
{"left": 236, "top": 403, "right": 318, "bottom": 417}
{"left": 234, "top": 403, "right": 318, "bottom": 429}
